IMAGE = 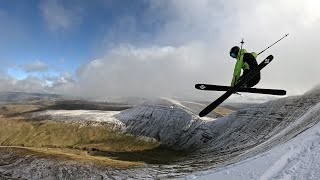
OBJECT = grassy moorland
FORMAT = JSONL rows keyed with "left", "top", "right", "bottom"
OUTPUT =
{"left": 0, "top": 103, "right": 189, "bottom": 167}
{"left": 0, "top": 93, "right": 234, "bottom": 168}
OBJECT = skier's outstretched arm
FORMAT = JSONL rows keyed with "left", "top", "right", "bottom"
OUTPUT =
{"left": 231, "top": 58, "right": 242, "bottom": 86}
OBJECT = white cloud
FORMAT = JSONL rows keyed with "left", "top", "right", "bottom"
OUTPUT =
{"left": 0, "top": 73, "right": 46, "bottom": 93}
{"left": 45, "top": 72, "right": 74, "bottom": 89}
{"left": 0, "top": 71, "right": 75, "bottom": 94}
{"left": 39, "top": 0, "right": 82, "bottom": 31}
{"left": 70, "top": 44, "right": 213, "bottom": 98}
{"left": 64, "top": 50, "right": 250, "bottom": 100}
{"left": 12, "top": 76, "right": 45, "bottom": 92}
{"left": 3, "top": 0, "right": 320, "bottom": 101}
{"left": 21, "top": 60, "right": 49, "bottom": 73}
{"left": 0, "top": 73, "right": 15, "bottom": 92}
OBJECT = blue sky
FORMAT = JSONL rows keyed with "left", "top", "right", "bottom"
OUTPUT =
{"left": 1, "top": 0, "right": 160, "bottom": 79}
{"left": 0, "top": 0, "right": 320, "bottom": 100}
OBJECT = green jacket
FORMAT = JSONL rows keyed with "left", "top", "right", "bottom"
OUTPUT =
{"left": 231, "top": 49, "right": 258, "bottom": 86}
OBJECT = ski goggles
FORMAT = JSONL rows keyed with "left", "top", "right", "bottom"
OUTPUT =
{"left": 230, "top": 52, "right": 237, "bottom": 58}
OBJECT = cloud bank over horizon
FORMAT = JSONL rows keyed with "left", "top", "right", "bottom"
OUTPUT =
{"left": 1, "top": 0, "right": 320, "bottom": 101}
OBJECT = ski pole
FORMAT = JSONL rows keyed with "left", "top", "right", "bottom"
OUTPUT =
{"left": 240, "top": 38, "right": 244, "bottom": 49}
{"left": 257, "top": 33, "right": 289, "bottom": 55}
{"left": 237, "top": 38, "right": 244, "bottom": 57}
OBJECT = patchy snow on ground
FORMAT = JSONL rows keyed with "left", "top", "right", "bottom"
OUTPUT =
{"left": 33, "top": 110, "right": 125, "bottom": 128}
{"left": 189, "top": 110, "right": 320, "bottom": 180}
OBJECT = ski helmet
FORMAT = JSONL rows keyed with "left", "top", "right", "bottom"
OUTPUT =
{"left": 230, "top": 46, "right": 240, "bottom": 58}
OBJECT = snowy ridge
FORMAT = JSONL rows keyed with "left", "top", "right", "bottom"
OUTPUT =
{"left": 115, "top": 99, "right": 206, "bottom": 149}
{"left": 162, "top": 98, "right": 218, "bottom": 121}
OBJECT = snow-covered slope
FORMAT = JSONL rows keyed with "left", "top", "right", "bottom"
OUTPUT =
{"left": 190, "top": 102, "right": 320, "bottom": 180}
{"left": 114, "top": 87, "right": 320, "bottom": 177}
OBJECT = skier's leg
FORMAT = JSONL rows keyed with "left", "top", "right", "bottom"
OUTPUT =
{"left": 246, "top": 74, "right": 261, "bottom": 87}
{"left": 239, "top": 70, "right": 260, "bottom": 88}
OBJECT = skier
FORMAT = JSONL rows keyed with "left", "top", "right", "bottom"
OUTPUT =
{"left": 229, "top": 46, "right": 260, "bottom": 88}
{"left": 197, "top": 34, "right": 289, "bottom": 117}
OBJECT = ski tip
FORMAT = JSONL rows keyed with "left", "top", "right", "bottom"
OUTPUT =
{"left": 267, "top": 55, "right": 274, "bottom": 60}
{"left": 199, "top": 111, "right": 207, "bottom": 117}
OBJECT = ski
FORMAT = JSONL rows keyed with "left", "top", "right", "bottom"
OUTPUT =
{"left": 199, "top": 55, "right": 274, "bottom": 117}
{"left": 195, "top": 84, "right": 286, "bottom": 96}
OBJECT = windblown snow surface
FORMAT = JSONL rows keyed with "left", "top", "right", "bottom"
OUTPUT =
{"left": 6, "top": 87, "right": 320, "bottom": 179}
{"left": 189, "top": 103, "right": 320, "bottom": 180}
